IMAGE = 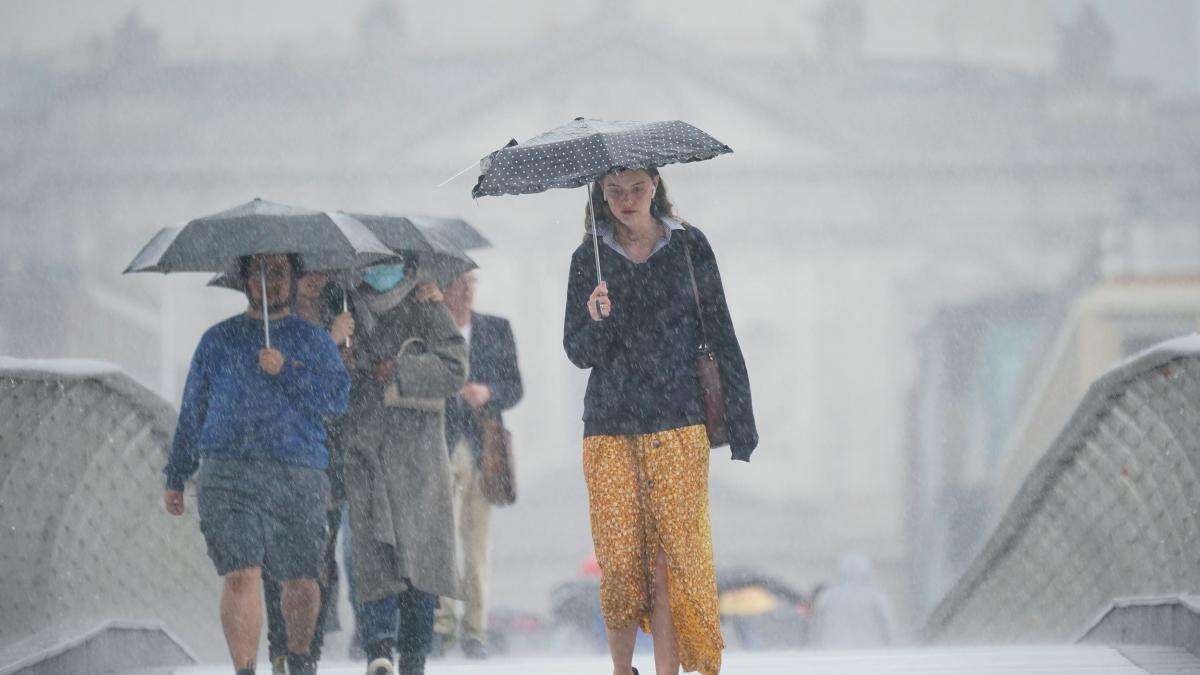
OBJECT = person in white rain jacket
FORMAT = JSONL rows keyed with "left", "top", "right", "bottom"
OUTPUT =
{"left": 812, "top": 553, "right": 896, "bottom": 649}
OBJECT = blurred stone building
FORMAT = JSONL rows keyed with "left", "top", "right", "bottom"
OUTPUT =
{"left": 3, "top": 0, "right": 1200, "bottom": 631}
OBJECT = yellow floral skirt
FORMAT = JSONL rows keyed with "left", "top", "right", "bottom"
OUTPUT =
{"left": 582, "top": 424, "right": 723, "bottom": 675}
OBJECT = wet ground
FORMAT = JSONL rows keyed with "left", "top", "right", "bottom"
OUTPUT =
{"left": 173, "top": 644, "right": 1200, "bottom": 674}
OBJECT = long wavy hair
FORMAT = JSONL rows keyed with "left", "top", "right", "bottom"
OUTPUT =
{"left": 583, "top": 166, "right": 680, "bottom": 238}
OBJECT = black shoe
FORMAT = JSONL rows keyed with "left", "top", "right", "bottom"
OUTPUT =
{"left": 632, "top": 669, "right": 639, "bottom": 675}
{"left": 462, "top": 638, "right": 488, "bottom": 660}
{"left": 286, "top": 652, "right": 316, "bottom": 675}
{"left": 236, "top": 669, "right": 256, "bottom": 675}
{"left": 398, "top": 652, "right": 425, "bottom": 675}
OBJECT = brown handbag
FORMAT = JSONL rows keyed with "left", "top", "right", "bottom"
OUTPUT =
{"left": 680, "top": 226, "right": 730, "bottom": 449}
{"left": 473, "top": 410, "right": 517, "bottom": 506}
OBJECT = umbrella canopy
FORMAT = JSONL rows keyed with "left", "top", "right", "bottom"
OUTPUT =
{"left": 124, "top": 198, "right": 395, "bottom": 348}
{"left": 123, "top": 198, "right": 393, "bottom": 274}
{"left": 471, "top": 117, "right": 732, "bottom": 198}
{"left": 406, "top": 214, "right": 492, "bottom": 251}
{"left": 122, "top": 225, "right": 182, "bottom": 273}
{"left": 207, "top": 212, "right": 478, "bottom": 291}
{"left": 350, "top": 213, "right": 478, "bottom": 288}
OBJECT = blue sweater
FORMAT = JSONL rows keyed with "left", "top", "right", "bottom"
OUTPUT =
{"left": 164, "top": 313, "right": 350, "bottom": 490}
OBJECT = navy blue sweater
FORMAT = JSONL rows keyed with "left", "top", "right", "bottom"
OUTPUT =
{"left": 444, "top": 312, "right": 524, "bottom": 463}
{"left": 563, "top": 224, "right": 758, "bottom": 461}
{"left": 164, "top": 313, "right": 350, "bottom": 490}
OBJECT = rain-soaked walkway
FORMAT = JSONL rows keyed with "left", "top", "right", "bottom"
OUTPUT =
{"left": 172, "top": 644, "right": 1200, "bottom": 674}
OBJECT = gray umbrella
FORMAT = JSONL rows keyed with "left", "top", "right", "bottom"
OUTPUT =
{"left": 123, "top": 225, "right": 183, "bottom": 272}
{"left": 349, "top": 213, "right": 478, "bottom": 288}
{"left": 208, "top": 212, "right": 477, "bottom": 291}
{"left": 124, "top": 199, "right": 392, "bottom": 273}
{"left": 124, "top": 198, "right": 393, "bottom": 346}
{"left": 406, "top": 214, "right": 492, "bottom": 251}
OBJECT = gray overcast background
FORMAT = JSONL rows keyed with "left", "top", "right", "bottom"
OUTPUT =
{"left": 3, "top": 0, "right": 1199, "bottom": 95}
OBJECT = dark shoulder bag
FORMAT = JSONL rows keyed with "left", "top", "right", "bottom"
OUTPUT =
{"left": 680, "top": 225, "right": 730, "bottom": 449}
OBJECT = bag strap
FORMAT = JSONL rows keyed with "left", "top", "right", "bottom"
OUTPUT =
{"left": 679, "top": 224, "right": 711, "bottom": 348}
{"left": 396, "top": 337, "right": 426, "bottom": 355}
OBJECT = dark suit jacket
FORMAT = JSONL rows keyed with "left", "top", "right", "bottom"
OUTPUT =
{"left": 445, "top": 312, "right": 523, "bottom": 464}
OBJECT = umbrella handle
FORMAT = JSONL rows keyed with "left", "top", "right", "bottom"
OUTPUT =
{"left": 343, "top": 293, "right": 352, "bottom": 349}
{"left": 587, "top": 183, "right": 606, "bottom": 320}
{"left": 261, "top": 266, "right": 271, "bottom": 349}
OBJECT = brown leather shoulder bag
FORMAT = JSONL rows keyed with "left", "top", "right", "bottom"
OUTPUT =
{"left": 680, "top": 225, "right": 730, "bottom": 449}
{"left": 474, "top": 409, "right": 517, "bottom": 506}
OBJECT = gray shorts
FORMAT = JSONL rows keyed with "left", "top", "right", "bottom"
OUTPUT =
{"left": 196, "top": 458, "right": 329, "bottom": 580}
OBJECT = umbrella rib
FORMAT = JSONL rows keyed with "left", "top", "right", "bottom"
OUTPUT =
{"left": 437, "top": 160, "right": 481, "bottom": 188}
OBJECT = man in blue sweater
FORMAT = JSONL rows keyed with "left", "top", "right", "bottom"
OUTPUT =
{"left": 163, "top": 254, "right": 350, "bottom": 675}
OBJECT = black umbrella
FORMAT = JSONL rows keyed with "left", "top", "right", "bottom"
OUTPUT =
{"left": 124, "top": 198, "right": 393, "bottom": 346}
{"left": 469, "top": 117, "right": 731, "bottom": 292}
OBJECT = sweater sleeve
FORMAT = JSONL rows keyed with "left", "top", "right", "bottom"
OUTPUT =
{"left": 275, "top": 328, "right": 351, "bottom": 418}
{"left": 483, "top": 317, "right": 524, "bottom": 412}
{"left": 690, "top": 227, "right": 760, "bottom": 461}
{"left": 563, "top": 243, "right": 621, "bottom": 369}
{"left": 164, "top": 333, "right": 211, "bottom": 490}
{"left": 394, "top": 302, "right": 469, "bottom": 399}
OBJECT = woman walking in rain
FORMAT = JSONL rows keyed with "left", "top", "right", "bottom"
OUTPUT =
{"left": 340, "top": 258, "right": 468, "bottom": 675}
{"left": 563, "top": 167, "right": 758, "bottom": 675}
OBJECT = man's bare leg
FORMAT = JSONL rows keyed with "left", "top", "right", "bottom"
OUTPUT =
{"left": 221, "top": 566, "right": 264, "bottom": 670}
{"left": 281, "top": 578, "right": 321, "bottom": 655}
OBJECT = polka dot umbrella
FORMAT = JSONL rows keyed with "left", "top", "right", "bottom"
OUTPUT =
{"left": 465, "top": 117, "right": 732, "bottom": 287}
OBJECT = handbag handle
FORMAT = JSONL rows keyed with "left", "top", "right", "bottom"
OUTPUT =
{"left": 678, "top": 224, "right": 711, "bottom": 349}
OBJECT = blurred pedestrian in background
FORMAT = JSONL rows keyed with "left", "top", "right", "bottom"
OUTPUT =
{"left": 263, "top": 269, "right": 355, "bottom": 674}
{"left": 340, "top": 258, "right": 467, "bottom": 675}
{"left": 564, "top": 167, "right": 758, "bottom": 675}
{"left": 811, "top": 553, "right": 895, "bottom": 649}
{"left": 163, "top": 254, "right": 350, "bottom": 675}
{"left": 432, "top": 269, "right": 524, "bottom": 660}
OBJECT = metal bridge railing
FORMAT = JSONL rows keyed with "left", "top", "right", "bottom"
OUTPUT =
{"left": 924, "top": 335, "right": 1200, "bottom": 642}
{"left": 0, "top": 358, "right": 223, "bottom": 660}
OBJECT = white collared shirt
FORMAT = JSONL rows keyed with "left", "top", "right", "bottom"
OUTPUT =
{"left": 595, "top": 216, "right": 685, "bottom": 263}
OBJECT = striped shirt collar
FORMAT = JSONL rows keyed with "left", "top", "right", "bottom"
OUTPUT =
{"left": 596, "top": 216, "right": 685, "bottom": 262}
